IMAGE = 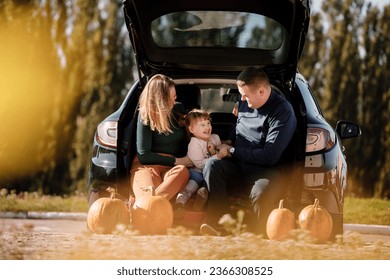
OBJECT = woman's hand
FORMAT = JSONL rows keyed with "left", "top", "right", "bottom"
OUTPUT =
{"left": 175, "top": 155, "right": 194, "bottom": 167}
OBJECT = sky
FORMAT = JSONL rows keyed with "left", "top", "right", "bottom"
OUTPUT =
{"left": 312, "top": 0, "right": 390, "bottom": 11}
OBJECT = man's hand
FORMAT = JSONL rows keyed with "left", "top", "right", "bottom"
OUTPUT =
{"left": 217, "top": 147, "right": 229, "bottom": 159}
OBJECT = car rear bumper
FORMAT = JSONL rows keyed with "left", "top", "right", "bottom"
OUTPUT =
{"left": 87, "top": 143, "right": 117, "bottom": 196}
{"left": 302, "top": 146, "right": 346, "bottom": 215}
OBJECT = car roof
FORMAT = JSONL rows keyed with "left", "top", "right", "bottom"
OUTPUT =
{"left": 123, "top": 0, "right": 311, "bottom": 82}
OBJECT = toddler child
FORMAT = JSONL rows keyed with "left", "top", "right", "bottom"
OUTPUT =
{"left": 174, "top": 109, "right": 229, "bottom": 217}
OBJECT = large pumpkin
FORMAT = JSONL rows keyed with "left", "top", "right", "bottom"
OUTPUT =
{"left": 298, "top": 198, "right": 333, "bottom": 242}
{"left": 87, "top": 187, "right": 130, "bottom": 234}
{"left": 266, "top": 199, "right": 295, "bottom": 240}
{"left": 132, "top": 195, "right": 173, "bottom": 235}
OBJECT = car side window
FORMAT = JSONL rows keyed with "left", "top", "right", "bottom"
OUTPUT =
{"left": 307, "top": 87, "right": 323, "bottom": 116}
{"left": 296, "top": 77, "right": 323, "bottom": 117}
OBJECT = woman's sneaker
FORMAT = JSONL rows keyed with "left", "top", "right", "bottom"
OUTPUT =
{"left": 193, "top": 187, "right": 208, "bottom": 211}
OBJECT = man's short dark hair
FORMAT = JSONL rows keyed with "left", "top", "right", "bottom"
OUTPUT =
{"left": 237, "top": 67, "right": 269, "bottom": 88}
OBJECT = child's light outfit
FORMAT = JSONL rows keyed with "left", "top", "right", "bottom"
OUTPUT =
{"left": 174, "top": 134, "right": 222, "bottom": 215}
{"left": 187, "top": 134, "right": 222, "bottom": 177}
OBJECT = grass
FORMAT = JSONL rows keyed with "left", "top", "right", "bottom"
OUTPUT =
{"left": 0, "top": 188, "right": 389, "bottom": 225}
{"left": 0, "top": 189, "right": 88, "bottom": 213}
{"left": 344, "top": 197, "right": 390, "bottom": 225}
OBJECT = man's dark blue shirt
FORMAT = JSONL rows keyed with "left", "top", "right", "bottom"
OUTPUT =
{"left": 233, "top": 89, "right": 297, "bottom": 167}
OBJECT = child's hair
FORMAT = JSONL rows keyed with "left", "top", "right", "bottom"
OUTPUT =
{"left": 185, "top": 109, "right": 211, "bottom": 137}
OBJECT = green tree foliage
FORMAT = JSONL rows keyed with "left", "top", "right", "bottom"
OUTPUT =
{"left": 64, "top": 0, "right": 134, "bottom": 194}
{"left": 320, "top": 0, "right": 362, "bottom": 122}
{"left": 321, "top": 0, "right": 365, "bottom": 196}
{"left": 0, "top": 0, "right": 133, "bottom": 194}
{"left": 358, "top": 4, "right": 390, "bottom": 197}
{"left": 301, "top": 0, "right": 390, "bottom": 197}
{"left": 1, "top": 0, "right": 389, "bottom": 198}
{"left": 299, "top": 13, "right": 326, "bottom": 100}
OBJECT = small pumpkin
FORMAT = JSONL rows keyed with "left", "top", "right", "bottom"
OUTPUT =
{"left": 298, "top": 198, "right": 333, "bottom": 242}
{"left": 87, "top": 187, "right": 130, "bottom": 234}
{"left": 266, "top": 199, "right": 295, "bottom": 240}
{"left": 132, "top": 194, "right": 173, "bottom": 235}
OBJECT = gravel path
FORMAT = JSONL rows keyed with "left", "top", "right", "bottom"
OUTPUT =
{"left": 1, "top": 228, "right": 390, "bottom": 260}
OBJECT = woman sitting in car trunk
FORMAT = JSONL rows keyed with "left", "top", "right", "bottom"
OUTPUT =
{"left": 130, "top": 74, "right": 193, "bottom": 200}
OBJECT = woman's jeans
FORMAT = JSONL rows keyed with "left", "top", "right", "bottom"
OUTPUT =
{"left": 130, "top": 156, "right": 190, "bottom": 201}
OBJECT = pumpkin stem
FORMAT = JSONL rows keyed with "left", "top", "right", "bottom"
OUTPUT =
{"left": 106, "top": 187, "right": 116, "bottom": 199}
{"left": 314, "top": 198, "right": 320, "bottom": 208}
{"left": 278, "top": 199, "right": 284, "bottom": 209}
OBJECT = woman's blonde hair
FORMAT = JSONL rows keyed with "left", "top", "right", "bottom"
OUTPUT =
{"left": 138, "top": 74, "right": 175, "bottom": 134}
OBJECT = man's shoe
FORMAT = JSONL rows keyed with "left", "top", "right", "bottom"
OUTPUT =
{"left": 200, "top": 223, "right": 221, "bottom": 236}
{"left": 193, "top": 187, "right": 208, "bottom": 211}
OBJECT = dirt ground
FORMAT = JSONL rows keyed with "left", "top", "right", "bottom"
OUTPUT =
{"left": 1, "top": 218, "right": 390, "bottom": 260}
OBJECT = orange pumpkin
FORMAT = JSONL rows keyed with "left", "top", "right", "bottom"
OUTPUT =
{"left": 87, "top": 187, "right": 130, "bottom": 234}
{"left": 266, "top": 199, "right": 295, "bottom": 240}
{"left": 132, "top": 195, "right": 173, "bottom": 235}
{"left": 298, "top": 198, "right": 333, "bottom": 242}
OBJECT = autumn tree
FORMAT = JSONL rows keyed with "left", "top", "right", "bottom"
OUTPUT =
{"left": 299, "top": 13, "right": 327, "bottom": 101}
{"left": 357, "top": 4, "right": 390, "bottom": 197}
{"left": 301, "top": 0, "right": 390, "bottom": 197}
{"left": 0, "top": 0, "right": 133, "bottom": 194}
{"left": 2, "top": 0, "right": 389, "bottom": 199}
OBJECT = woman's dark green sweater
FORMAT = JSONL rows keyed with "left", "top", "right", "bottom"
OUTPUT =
{"left": 136, "top": 103, "right": 188, "bottom": 166}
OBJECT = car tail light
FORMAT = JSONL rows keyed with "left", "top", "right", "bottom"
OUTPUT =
{"left": 96, "top": 121, "right": 118, "bottom": 148}
{"left": 306, "top": 127, "right": 335, "bottom": 152}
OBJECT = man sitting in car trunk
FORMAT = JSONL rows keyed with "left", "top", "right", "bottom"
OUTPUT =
{"left": 201, "top": 67, "right": 297, "bottom": 236}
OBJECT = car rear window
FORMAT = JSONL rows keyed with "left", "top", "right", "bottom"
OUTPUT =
{"left": 151, "top": 11, "right": 285, "bottom": 50}
{"left": 200, "top": 88, "right": 235, "bottom": 113}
